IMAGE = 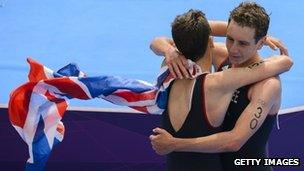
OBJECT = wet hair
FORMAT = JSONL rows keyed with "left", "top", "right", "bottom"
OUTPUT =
{"left": 171, "top": 9, "right": 211, "bottom": 61}
{"left": 228, "top": 1, "right": 270, "bottom": 43}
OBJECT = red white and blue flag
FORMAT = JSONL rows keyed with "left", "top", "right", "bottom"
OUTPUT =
{"left": 8, "top": 58, "right": 203, "bottom": 171}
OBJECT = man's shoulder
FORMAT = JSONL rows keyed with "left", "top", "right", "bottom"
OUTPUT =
{"left": 256, "top": 76, "right": 281, "bottom": 88}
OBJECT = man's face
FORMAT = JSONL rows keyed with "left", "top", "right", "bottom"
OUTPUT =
{"left": 226, "top": 20, "right": 263, "bottom": 66}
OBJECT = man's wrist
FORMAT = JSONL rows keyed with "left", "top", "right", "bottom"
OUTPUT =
{"left": 170, "top": 137, "right": 180, "bottom": 152}
{"left": 164, "top": 46, "right": 176, "bottom": 58}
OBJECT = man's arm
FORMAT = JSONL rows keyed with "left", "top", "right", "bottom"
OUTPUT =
{"left": 150, "top": 78, "right": 281, "bottom": 154}
{"left": 150, "top": 37, "right": 175, "bottom": 57}
{"left": 209, "top": 20, "right": 227, "bottom": 37}
{"left": 212, "top": 42, "right": 228, "bottom": 71}
{"left": 211, "top": 37, "right": 289, "bottom": 72}
{"left": 150, "top": 37, "right": 189, "bottom": 78}
{"left": 207, "top": 55, "right": 292, "bottom": 94}
{"left": 150, "top": 21, "right": 227, "bottom": 56}
{"left": 150, "top": 21, "right": 228, "bottom": 78}
{"left": 150, "top": 37, "right": 228, "bottom": 77}
{"left": 264, "top": 36, "right": 289, "bottom": 56}
{"left": 209, "top": 21, "right": 229, "bottom": 70}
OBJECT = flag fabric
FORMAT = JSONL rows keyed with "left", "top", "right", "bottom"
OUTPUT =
{"left": 8, "top": 58, "right": 203, "bottom": 171}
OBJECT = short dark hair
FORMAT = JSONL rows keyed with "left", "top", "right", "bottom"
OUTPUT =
{"left": 171, "top": 9, "right": 211, "bottom": 62}
{"left": 228, "top": 1, "right": 270, "bottom": 43}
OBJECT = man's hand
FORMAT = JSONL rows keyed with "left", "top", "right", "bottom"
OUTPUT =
{"left": 264, "top": 36, "right": 289, "bottom": 56}
{"left": 165, "top": 47, "right": 190, "bottom": 79}
{"left": 149, "top": 127, "right": 175, "bottom": 155}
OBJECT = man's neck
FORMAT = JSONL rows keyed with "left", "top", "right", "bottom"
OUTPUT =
{"left": 196, "top": 49, "right": 212, "bottom": 72}
{"left": 233, "top": 54, "right": 262, "bottom": 68}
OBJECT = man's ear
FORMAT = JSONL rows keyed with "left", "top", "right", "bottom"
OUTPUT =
{"left": 257, "top": 36, "right": 267, "bottom": 50}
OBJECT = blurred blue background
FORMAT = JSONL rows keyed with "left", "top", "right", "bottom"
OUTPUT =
{"left": 0, "top": 0, "right": 303, "bottom": 109}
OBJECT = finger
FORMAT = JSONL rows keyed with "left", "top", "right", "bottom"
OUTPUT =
{"left": 151, "top": 144, "right": 156, "bottom": 150}
{"left": 149, "top": 135, "right": 156, "bottom": 140}
{"left": 180, "top": 55, "right": 188, "bottom": 67}
{"left": 271, "top": 45, "right": 286, "bottom": 56}
{"left": 167, "top": 64, "right": 177, "bottom": 78}
{"left": 274, "top": 41, "right": 285, "bottom": 49}
{"left": 153, "top": 127, "right": 166, "bottom": 134}
{"left": 266, "top": 41, "right": 277, "bottom": 50}
{"left": 153, "top": 127, "right": 161, "bottom": 133}
{"left": 157, "top": 151, "right": 163, "bottom": 155}
{"left": 280, "top": 48, "right": 289, "bottom": 56}
{"left": 152, "top": 127, "right": 160, "bottom": 132}
{"left": 275, "top": 43, "right": 288, "bottom": 56}
{"left": 284, "top": 48, "right": 289, "bottom": 56}
{"left": 172, "top": 62, "right": 183, "bottom": 79}
{"left": 273, "top": 40, "right": 288, "bottom": 53}
{"left": 277, "top": 45, "right": 289, "bottom": 56}
{"left": 176, "top": 60, "right": 190, "bottom": 78}
{"left": 151, "top": 140, "right": 156, "bottom": 146}
{"left": 157, "top": 150, "right": 164, "bottom": 155}
{"left": 279, "top": 48, "right": 283, "bottom": 55}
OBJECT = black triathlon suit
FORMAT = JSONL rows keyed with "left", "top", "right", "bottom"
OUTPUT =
{"left": 219, "top": 59, "right": 276, "bottom": 171}
{"left": 162, "top": 74, "right": 223, "bottom": 171}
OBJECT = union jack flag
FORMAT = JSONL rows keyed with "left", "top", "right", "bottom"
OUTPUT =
{"left": 8, "top": 58, "right": 203, "bottom": 171}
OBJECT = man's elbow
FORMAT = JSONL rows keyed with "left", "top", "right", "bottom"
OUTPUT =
{"left": 150, "top": 37, "right": 165, "bottom": 48}
{"left": 283, "top": 55, "right": 293, "bottom": 71}
{"left": 149, "top": 37, "right": 158, "bottom": 51}
{"left": 150, "top": 37, "right": 165, "bottom": 55}
{"left": 226, "top": 138, "right": 244, "bottom": 152}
